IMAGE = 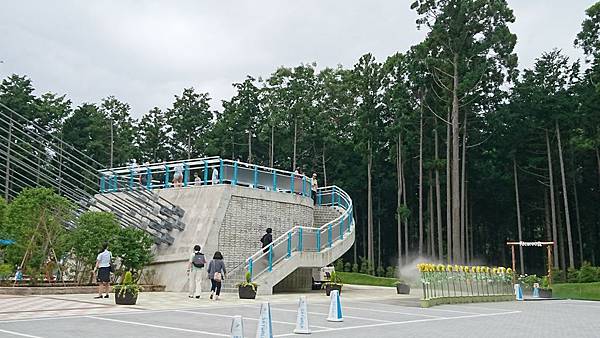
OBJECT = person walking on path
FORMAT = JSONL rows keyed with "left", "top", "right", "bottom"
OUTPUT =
{"left": 207, "top": 251, "right": 226, "bottom": 300}
{"left": 173, "top": 162, "right": 184, "bottom": 187}
{"left": 188, "top": 245, "right": 206, "bottom": 299}
{"left": 94, "top": 243, "right": 112, "bottom": 299}
{"left": 260, "top": 228, "right": 273, "bottom": 253}
{"left": 212, "top": 167, "right": 219, "bottom": 185}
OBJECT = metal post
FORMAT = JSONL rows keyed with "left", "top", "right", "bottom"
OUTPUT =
{"left": 219, "top": 159, "right": 223, "bottom": 184}
{"left": 129, "top": 169, "right": 134, "bottom": 190}
{"left": 287, "top": 232, "right": 292, "bottom": 258}
{"left": 253, "top": 165, "right": 258, "bottom": 188}
{"left": 100, "top": 175, "right": 105, "bottom": 193}
{"left": 547, "top": 245, "right": 553, "bottom": 286}
{"left": 272, "top": 171, "right": 277, "bottom": 191}
{"left": 299, "top": 227, "right": 303, "bottom": 252}
{"left": 328, "top": 223, "right": 332, "bottom": 248}
{"left": 302, "top": 177, "right": 306, "bottom": 196}
{"left": 511, "top": 245, "right": 516, "bottom": 284}
{"left": 316, "top": 231, "right": 321, "bottom": 252}
{"left": 268, "top": 245, "right": 273, "bottom": 272}
{"left": 164, "top": 165, "right": 170, "bottom": 188}
{"left": 339, "top": 218, "right": 344, "bottom": 240}
{"left": 146, "top": 167, "right": 152, "bottom": 190}
{"left": 248, "top": 258, "right": 253, "bottom": 281}
{"left": 331, "top": 187, "right": 335, "bottom": 205}
{"left": 317, "top": 191, "right": 322, "bottom": 206}
{"left": 203, "top": 160, "right": 208, "bottom": 185}
{"left": 290, "top": 173, "right": 294, "bottom": 194}
{"left": 112, "top": 175, "right": 118, "bottom": 192}
{"left": 233, "top": 161, "right": 238, "bottom": 186}
{"left": 183, "top": 162, "right": 189, "bottom": 187}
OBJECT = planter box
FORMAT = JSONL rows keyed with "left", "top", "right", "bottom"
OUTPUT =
{"left": 238, "top": 285, "right": 257, "bottom": 299}
{"left": 395, "top": 283, "right": 410, "bottom": 294}
{"left": 539, "top": 289, "right": 552, "bottom": 298}
{"left": 325, "top": 284, "right": 342, "bottom": 296}
{"left": 115, "top": 289, "right": 138, "bottom": 305}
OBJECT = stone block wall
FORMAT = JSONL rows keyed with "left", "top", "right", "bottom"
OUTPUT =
{"left": 217, "top": 193, "right": 314, "bottom": 272}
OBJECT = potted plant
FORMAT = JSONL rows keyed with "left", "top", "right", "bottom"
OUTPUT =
{"left": 539, "top": 276, "right": 553, "bottom": 298}
{"left": 237, "top": 271, "right": 258, "bottom": 299}
{"left": 322, "top": 270, "right": 343, "bottom": 296}
{"left": 114, "top": 271, "right": 142, "bottom": 305}
{"left": 395, "top": 281, "right": 410, "bottom": 294}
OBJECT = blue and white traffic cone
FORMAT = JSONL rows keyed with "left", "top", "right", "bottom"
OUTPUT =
{"left": 532, "top": 286, "right": 540, "bottom": 298}
{"left": 327, "top": 290, "right": 343, "bottom": 322}
{"left": 294, "top": 296, "right": 311, "bottom": 334}
{"left": 231, "top": 315, "right": 244, "bottom": 338}
{"left": 514, "top": 283, "right": 523, "bottom": 301}
{"left": 255, "top": 302, "right": 273, "bottom": 338}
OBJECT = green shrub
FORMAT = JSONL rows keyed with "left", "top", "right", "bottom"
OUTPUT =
{"left": 334, "top": 259, "right": 344, "bottom": 272}
{"left": 520, "top": 274, "right": 541, "bottom": 290}
{"left": 0, "top": 264, "right": 12, "bottom": 280}
{"left": 376, "top": 266, "right": 385, "bottom": 277}
{"left": 351, "top": 263, "right": 359, "bottom": 273}
{"left": 385, "top": 266, "right": 396, "bottom": 278}
{"left": 344, "top": 262, "right": 352, "bottom": 272}
{"left": 578, "top": 262, "right": 600, "bottom": 283}
{"left": 237, "top": 271, "right": 258, "bottom": 291}
{"left": 114, "top": 270, "right": 142, "bottom": 297}
{"left": 567, "top": 267, "right": 579, "bottom": 283}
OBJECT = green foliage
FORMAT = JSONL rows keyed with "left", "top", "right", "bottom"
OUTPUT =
{"left": 577, "top": 262, "right": 600, "bottom": 283}
{"left": 344, "top": 262, "right": 352, "bottom": 272}
{"left": 351, "top": 263, "right": 359, "bottom": 273}
{"left": 376, "top": 265, "right": 385, "bottom": 277}
{"left": 334, "top": 259, "right": 344, "bottom": 272}
{"left": 324, "top": 270, "right": 343, "bottom": 286}
{"left": 385, "top": 266, "right": 396, "bottom": 278}
{"left": 2, "top": 188, "right": 73, "bottom": 274}
{"left": 112, "top": 227, "right": 154, "bottom": 280}
{"left": 237, "top": 271, "right": 258, "bottom": 291}
{"left": 553, "top": 282, "right": 600, "bottom": 301}
{"left": 122, "top": 270, "right": 133, "bottom": 285}
{"left": 519, "top": 274, "right": 542, "bottom": 290}
{"left": 68, "top": 211, "right": 120, "bottom": 280}
{"left": 114, "top": 270, "right": 142, "bottom": 297}
{"left": 337, "top": 272, "right": 399, "bottom": 287}
{"left": 0, "top": 264, "right": 12, "bottom": 279}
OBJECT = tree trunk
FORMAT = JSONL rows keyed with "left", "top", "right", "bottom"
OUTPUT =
{"left": 377, "top": 195, "right": 382, "bottom": 270}
{"left": 367, "top": 139, "right": 374, "bottom": 266}
{"left": 402, "top": 146, "right": 408, "bottom": 262}
{"left": 546, "top": 130, "right": 559, "bottom": 268}
{"left": 513, "top": 158, "right": 525, "bottom": 275}
{"left": 446, "top": 108, "right": 452, "bottom": 264}
{"left": 573, "top": 172, "right": 583, "bottom": 266}
{"left": 322, "top": 148, "right": 327, "bottom": 187}
{"left": 596, "top": 148, "right": 600, "bottom": 192}
{"left": 451, "top": 54, "right": 461, "bottom": 264}
{"left": 465, "top": 183, "right": 469, "bottom": 264}
{"left": 397, "top": 133, "right": 403, "bottom": 267}
{"left": 434, "top": 124, "right": 443, "bottom": 261}
{"left": 419, "top": 95, "right": 424, "bottom": 256}
{"left": 555, "top": 121, "right": 574, "bottom": 269}
{"left": 292, "top": 117, "right": 297, "bottom": 171}
{"left": 557, "top": 195, "right": 567, "bottom": 271}
{"left": 460, "top": 114, "right": 467, "bottom": 261}
{"left": 429, "top": 170, "right": 435, "bottom": 259}
{"left": 544, "top": 189, "right": 552, "bottom": 242}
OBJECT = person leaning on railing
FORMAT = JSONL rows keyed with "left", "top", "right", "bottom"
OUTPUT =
{"left": 311, "top": 173, "right": 318, "bottom": 204}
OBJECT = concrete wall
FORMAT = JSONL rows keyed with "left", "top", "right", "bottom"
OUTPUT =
{"left": 143, "top": 185, "right": 313, "bottom": 292}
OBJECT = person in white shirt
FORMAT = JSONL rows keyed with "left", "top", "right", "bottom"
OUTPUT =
{"left": 311, "top": 173, "right": 318, "bottom": 204}
{"left": 94, "top": 243, "right": 112, "bottom": 299}
{"left": 212, "top": 167, "right": 219, "bottom": 185}
{"left": 194, "top": 173, "right": 202, "bottom": 186}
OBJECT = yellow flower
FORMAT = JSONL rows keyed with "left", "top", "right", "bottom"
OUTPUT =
{"left": 506, "top": 268, "right": 513, "bottom": 274}
{"left": 492, "top": 268, "right": 498, "bottom": 274}
{"left": 446, "top": 264, "right": 453, "bottom": 272}
{"left": 437, "top": 264, "right": 445, "bottom": 272}
{"left": 476, "top": 266, "right": 481, "bottom": 273}
{"left": 454, "top": 265, "right": 460, "bottom": 272}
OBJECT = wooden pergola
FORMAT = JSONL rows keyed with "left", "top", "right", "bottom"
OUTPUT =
{"left": 506, "top": 241, "right": 554, "bottom": 285}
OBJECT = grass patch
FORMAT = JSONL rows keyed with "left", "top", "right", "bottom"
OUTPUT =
{"left": 552, "top": 282, "right": 600, "bottom": 301}
{"left": 337, "top": 272, "right": 400, "bottom": 287}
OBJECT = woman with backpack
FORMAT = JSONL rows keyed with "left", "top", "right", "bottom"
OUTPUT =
{"left": 188, "top": 245, "right": 206, "bottom": 299}
{"left": 207, "top": 251, "right": 226, "bottom": 300}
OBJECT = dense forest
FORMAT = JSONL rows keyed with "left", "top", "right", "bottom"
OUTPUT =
{"left": 1, "top": 0, "right": 600, "bottom": 276}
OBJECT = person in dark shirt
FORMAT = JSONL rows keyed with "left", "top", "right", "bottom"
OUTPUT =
{"left": 260, "top": 228, "right": 273, "bottom": 253}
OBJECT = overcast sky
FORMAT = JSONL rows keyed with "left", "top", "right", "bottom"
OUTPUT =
{"left": 0, "top": 1, "right": 595, "bottom": 118}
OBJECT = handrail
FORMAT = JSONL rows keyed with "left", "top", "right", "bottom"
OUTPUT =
{"left": 225, "top": 185, "right": 354, "bottom": 282}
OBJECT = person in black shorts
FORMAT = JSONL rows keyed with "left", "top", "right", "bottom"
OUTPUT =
{"left": 94, "top": 243, "right": 112, "bottom": 299}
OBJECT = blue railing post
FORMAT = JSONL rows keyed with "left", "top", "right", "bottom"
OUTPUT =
{"left": 203, "top": 160, "right": 208, "bottom": 185}
{"left": 302, "top": 177, "right": 306, "bottom": 196}
{"left": 146, "top": 167, "right": 152, "bottom": 190}
{"left": 129, "top": 170, "right": 134, "bottom": 190}
{"left": 183, "top": 162, "right": 189, "bottom": 187}
{"left": 164, "top": 165, "right": 171, "bottom": 188}
{"left": 253, "top": 166, "right": 258, "bottom": 188}
{"left": 328, "top": 223, "right": 333, "bottom": 248}
{"left": 268, "top": 245, "right": 273, "bottom": 272}
{"left": 287, "top": 232, "right": 292, "bottom": 258}
{"left": 339, "top": 218, "right": 344, "bottom": 240}
{"left": 299, "top": 227, "right": 303, "bottom": 252}
{"left": 219, "top": 159, "right": 224, "bottom": 184}
{"left": 347, "top": 213, "right": 351, "bottom": 232}
{"left": 316, "top": 231, "right": 321, "bottom": 252}
{"left": 272, "top": 171, "right": 277, "bottom": 191}
{"left": 248, "top": 258, "right": 253, "bottom": 281}
{"left": 100, "top": 175, "right": 105, "bottom": 193}
{"left": 331, "top": 186, "right": 336, "bottom": 205}
{"left": 233, "top": 161, "right": 238, "bottom": 186}
{"left": 317, "top": 191, "right": 322, "bottom": 206}
{"left": 290, "top": 174, "right": 294, "bottom": 193}
{"left": 112, "top": 175, "right": 118, "bottom": 192}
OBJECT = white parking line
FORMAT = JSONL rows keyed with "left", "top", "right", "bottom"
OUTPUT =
{"left": 86, "top": 316, "right": 228, "bottom": 337}
{"left": 350, "top": 300, "right": 479, "bottom": 315}
{"left": 175, "top": 309, "right": 332, "bottom": 330}
{"left": 311, "top": 303, "right": 443, "bottom": 318}
{"left": 270, "top": 307, "right": 394, "bottom": 323}
{"left": 0, "top": 328, "right": 44, "bottom": 338}
{"left": 273, "top": 310, "right": 522, "bottom": 337}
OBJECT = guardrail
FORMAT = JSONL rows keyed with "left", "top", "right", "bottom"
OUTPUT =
{"left": 99, "top": 157, "right": 316, "bottom": 198}
{"left": 239, "top": 185, "right": 353, "bottom": 282}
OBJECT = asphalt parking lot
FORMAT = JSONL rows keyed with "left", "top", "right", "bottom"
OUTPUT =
{"left": 0, "top": 292, "right": 599, "bottom": 338}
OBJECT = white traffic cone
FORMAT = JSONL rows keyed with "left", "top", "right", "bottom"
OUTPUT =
{"left": 293, "top": 296, "right": 311, "bottom": 334}
{"left": 255, "top": 302, "right": 273, "bottom": 338}
{"left": 327, "top": 290, "right": 343, "bottom": 322}
{"left": 231, "top": 315, "right": 245, "bottom": 338}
